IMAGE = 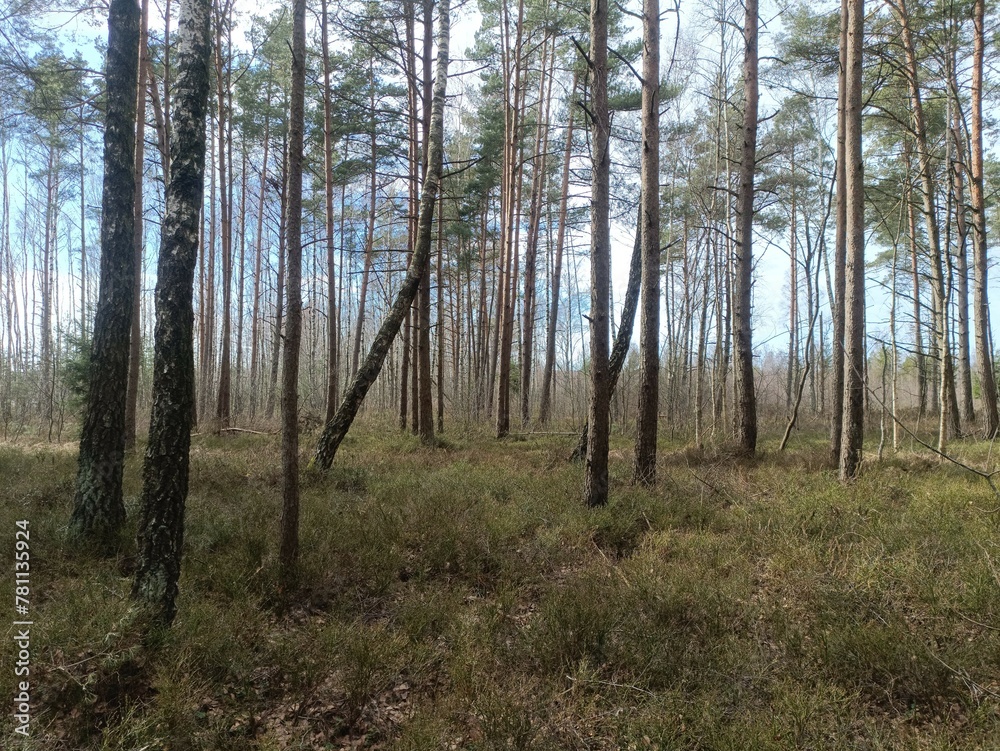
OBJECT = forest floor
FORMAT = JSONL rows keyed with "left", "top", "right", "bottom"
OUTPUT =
{"left": 2, "top": 423, "right": 1000, "bottom": 750}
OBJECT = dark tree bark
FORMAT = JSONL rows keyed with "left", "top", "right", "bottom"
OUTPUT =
{"left": 70, "top": 0, "right": 141, "bottom": 542}
{"left": 494, "top": 0, "right": 524, "bottom": 439}
{"left": 279, "top": 0, "right": 306, "bottom": 585}
{"left": 131, "top": 0, "right": 213, "bottom": 624}
{"left": 313, "top": 0, "right": 450, "bottom": 471}
{"left": 633, "top": 0, "right": 660, "bottom": 485}
{"left": 584, "top": 0, "right": 611, "bottom": 507}
{"left": 732, "top": 0, "right": 758, "bottom": 457}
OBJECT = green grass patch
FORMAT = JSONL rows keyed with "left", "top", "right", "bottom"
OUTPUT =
{"left": 1, "top": 429, "right": 999, "bottom": 749}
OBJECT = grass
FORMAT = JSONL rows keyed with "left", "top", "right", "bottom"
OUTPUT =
{"left": 1, "top": 424, "right": 1000, "bottom": 749}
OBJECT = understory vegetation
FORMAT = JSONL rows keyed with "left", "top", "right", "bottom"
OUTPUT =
{"left": 2, "top": 426, "right": 999, "bottom": 749}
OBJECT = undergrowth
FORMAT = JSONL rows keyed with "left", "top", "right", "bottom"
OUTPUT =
{"left": 1, "top": 427, "right": 999, "bottom": 749}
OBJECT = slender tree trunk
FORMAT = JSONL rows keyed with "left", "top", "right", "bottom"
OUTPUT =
{"left": 892, "top": 0, "right": 958, "bottom": 450}
{"left": 538, "top": 74, "right": 577, "bottom": 425}
{"left": 970, "top": 0, "right": 998, "bottom": 436}
{"left": 352, "top": 87, "right": 378, "bottom": 379}
{"left": 436, "top": 209, "right": 445, "bottom": 433}
{"left": 215, "top": 5, "right": 232, "bottom": 429}
{"left": 132, "top": 0, "right": 212, "bottom": 625}
{"left": 74, "top": 105, "right": 87, "bottom": 343}
{"left": 584, "top": 0, "right": 611, "bottom": 507}
{"left": 905, "top": 164, "right": 926, "bottom": 418}
{"left": 495, "top": 0, "right": 525, "bottom": 438}
{"left": 321, "top": 0, "right": 339, "bottom": 422}
{"left": 633, "top": 0, "right": 660, "bottom": 485}
{"left": 249, "top": 98, "right": 270, "bottom": 418}
{"left": 70, "top": 0, "right": 140, "bottom": 542}
{"left": 952, "top": 109, "right": 974, "bottom": 426}
{"left": 313, "top": 0, "right": 450, "bottom": 471}
{"left": 787, "top": 149, "right": 798, "bottom": 412}
{"left": 234, "top": 142, "right": 246, "bottom": 416}
{"left": 201, "top": 125, "right": 216, "bottom": 418}
{"left": 839, "top": 0, "right": 865, "bottom": 480}
{"left": 399, "top": 0, "right": 417, "bottom": 431}
{"left": 417, "top": 0, "right": 436, "bottom": 444}
{"left": 279, "top": 0, "right": 306, "bottom": 586}
{"left": 572, "top": 203, "right": 643, "bottom": 462}
{"left": 831, "top": 0, "right": 848, "bottom": 462}
{"left": 126, "top": 0, "right": 150, "bottom": 450}
{"left": 265, "top": 145, "right": 287, "bottom": 419}
{"left": 732, "top": 0, "right": 758, "bottom": 456}
{"left": 520, "top": 34, "right": 552, "bottom": 427}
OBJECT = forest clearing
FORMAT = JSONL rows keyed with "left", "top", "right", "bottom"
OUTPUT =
{"left": 2, "top": 426, "right": 1000, "bottom": 749}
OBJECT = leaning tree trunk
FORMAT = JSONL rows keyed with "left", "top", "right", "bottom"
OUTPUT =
{"left": 571, "top": 202, "right": 643, "bottom": 462}
{"left": 131, "top": 0, "right": 213, "bottom": 626}
{"left": 313, "top": 0, "right": 451, "bottom": 471}
{"left": 70, "top": 0, "right": 140, "bottom": 543}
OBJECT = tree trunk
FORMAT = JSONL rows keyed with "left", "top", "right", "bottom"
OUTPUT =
{"left": 313, "top": 0, "right": 450, "bottom": 471}
{"left": 214, "top": 7, "right": 232, "bottom": 429}
{"left": 495, "top": 0, "right": 525, "bottom": 439}
{"left": 891, "top": 0, "right": 959, "bottom": 450}
{"left": 125, "top": 0, "right": 149, "bottom": 451}
{"left": 352, "top": 94, "right": 378, "bottom": 379}
{"left": 519, "top": 34, "right": 552, "bottom": 427}
{"left": 970, "top": 0, "right": 998, "bottom": 436}
{"left": 417, "top": 0, "right": 435, "bottom": 444}
{"left": 70, "top": 0, "right": 140, "bottom": 542}
{"left": 321, "top": 0, "right": 339, "bottom": 423}
{"left": 633, "top": 0, "right": 660, "bottom": 485}
{"left": 279, "top": 0, "right": 306, "bottom": 587}
{"left": 249, "top": 96, "right": 270, "bottom": 418}
{"left": 732, "top": 0, "right": 758, "bottom": 456}
{"left": 839, "top": 0, "right": 865, "bottom": 480}
{"left": 571, "top": 202, "right": 643, "bottom": 462}
{"left": 904, "top": 154, "right": 927, "bottom": 418}
{"left": 830, "top": 0, "right": 848, "bottom": 463}
{"left": 265, "top": 145, "right": 287, "bottom": 419}
{"left": 132, "top": 0, "right": 213, "bottom": 624}
{"left": 538, "top": 73, "right": 577, "bottom": 425}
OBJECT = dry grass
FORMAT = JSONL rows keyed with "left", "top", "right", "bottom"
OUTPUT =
{"left": 1, "top": 424, "right": 999, "bottom": 749}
